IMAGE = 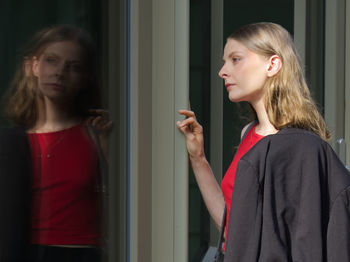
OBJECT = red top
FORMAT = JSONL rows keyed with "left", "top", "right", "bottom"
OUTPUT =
{"left": 28, "top": 124, "right": 100, "bottom": 245}
{"left": 221, "top": 123, "right": 264, "bottom": 248}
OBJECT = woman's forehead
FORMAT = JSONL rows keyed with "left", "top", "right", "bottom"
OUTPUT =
{"left": 41, "top": 41, "right": 84, "bottom": 60}
{"left": 223, "top": 39, "right": 248, "bottom": 58}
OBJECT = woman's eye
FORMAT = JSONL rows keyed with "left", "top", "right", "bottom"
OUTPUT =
{"left": 232, "top": 57, "right": 240, "bottom": 63}
{"left": 67, "top": 63, "right": 83, "bottom": 72}
{"left": 45, "top": 57, "right": 58, "bottom": 65}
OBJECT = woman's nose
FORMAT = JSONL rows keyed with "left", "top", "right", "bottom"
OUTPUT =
{"left": 218, "top": 64, "right": 228, "bottom": 79}
{"left": 54, "top": 63, "right": 66, "bottom": 76}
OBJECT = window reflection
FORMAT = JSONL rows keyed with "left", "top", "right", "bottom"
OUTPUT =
{"left": 1, "top": 23, "right": 109, "bottom": 262}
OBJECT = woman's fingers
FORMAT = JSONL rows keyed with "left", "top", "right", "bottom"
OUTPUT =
{"left": 100, "top": 120, "right": 114, "bottom": 131}
{"left": 177, "top": 116, "right": 202, "bottom": 136}
{"left": 176, "top": 121, "right": 192, "bottom": 137}
{"left": 86, "top": 109, "right": 113, "bottom": 132}
{"left": 93, "top": 118, "right": 113, "bottom": 131}
{"left": 177, "top": 117, "right": 195, "bottom": 129}
{"left": 177, "top": 110, "right": 204, "bottom": 158}
{"left": 91, "top": 116, "right": 103, "bottom": 127}
{"left": 178, "top": 109, "right": 196, "bottom": 119}
{"left": 177, "top": 110, "right": 203, "bottom": 133}
{"left": 85, "top": 117, "right": 94, "bottom": 126}
{"left": 88, "top": 109, "right": 109, "bottom": 116}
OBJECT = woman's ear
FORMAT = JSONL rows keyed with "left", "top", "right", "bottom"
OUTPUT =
{"left": 32, "top": 56, "right": 39, "bottom": 77}
{"left": 266, "top": 55, "right": 282, "bottom": 77}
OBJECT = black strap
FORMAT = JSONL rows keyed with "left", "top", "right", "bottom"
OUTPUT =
{"left": 239, "top": 121, "right": 257, "bottom": 146}
{"left": 86, "top": 125, "right": 108, "bottom": 194}
{"left": 214, "top": 120, "right": 257, "bottom": 261}
{"left": 86, "top": 125, "right": 109, "bottom": 256}
{"left": 214, "top": 206, "right": 227, "bottom": 261}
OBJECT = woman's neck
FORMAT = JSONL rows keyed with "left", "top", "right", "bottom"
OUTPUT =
{"left": 251, "top": 99, "right": 278, "bottom": 136}
{"left": 31, "top": 97, "right": 82, "bottom": 133}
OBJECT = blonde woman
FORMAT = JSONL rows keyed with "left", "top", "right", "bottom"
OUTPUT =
{"left": 177, "top": 22, "right": 350, "bottom": 261}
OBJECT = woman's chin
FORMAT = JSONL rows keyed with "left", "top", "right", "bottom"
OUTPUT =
{"left": 228, "top": 94, "right": 243, "bottom": 103}
{"left": 43, "top": 93, "right": 75, "bottom": 104}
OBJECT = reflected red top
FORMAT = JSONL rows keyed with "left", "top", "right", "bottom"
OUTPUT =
{"left": 221, "top": 123, "right": 264, "bottom": 248}
{"left": 28, "top": 125, "right": 100, "bottom": 245}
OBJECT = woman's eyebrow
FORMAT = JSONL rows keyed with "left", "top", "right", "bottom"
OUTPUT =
{"left": 228, "top": 51, "right": 242, "bottom": 58}
{"left": 43, "top": 52, "right": 82, "bottom": 63}
{"left": 43, "top": 52, "right": 59, "bottom": 57}
{"left": 222, "top": 51, "right": 243, "bottom": 61}
{"left": 67, "top": 60, "right": 82, "bottom": 64}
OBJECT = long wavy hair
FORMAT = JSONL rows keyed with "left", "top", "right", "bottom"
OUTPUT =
{"left": 229, "top": 22, "right": 330, "bottom": 141}
{"left": 4, "top": 25, "right": 101, "bottom": 129}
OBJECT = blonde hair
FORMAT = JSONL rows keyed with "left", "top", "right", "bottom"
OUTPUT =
{"left": 4, "top": 25, "right": 100, "bottom": 129}
{"left": 229, "top": 22, "right": 330, "bottom": 141}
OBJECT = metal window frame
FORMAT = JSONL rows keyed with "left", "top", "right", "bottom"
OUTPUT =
{"left": 107, "top": 0, "right": 131, "bottom": 261}
{"left": 129, "top": 0, "right": 189, "bottom": 261}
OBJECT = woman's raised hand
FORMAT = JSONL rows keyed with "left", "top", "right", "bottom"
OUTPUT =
{"left": 177, "top": 110, "right": 205, "bottom": 160}
{"left": 177, "top": 110, "right": 225, "bottom": 227}
{"left": 86, "top": 109, "right": 113, "bottom": 159}
{"left": 86, "top": 109, "right": 113, "bottom": 133}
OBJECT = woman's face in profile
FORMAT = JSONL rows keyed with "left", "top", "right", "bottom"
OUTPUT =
{"left": 218, "top": 38, "right": 269, "bottom": 104}
{"left": 32, "top": 41, "right": 87, "bottom": 102}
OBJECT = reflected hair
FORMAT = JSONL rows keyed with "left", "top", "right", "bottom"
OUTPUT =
{"left": 229, "top": 22, "right": 330, "bottom": 141}
{"left": 4, "top": 25, "right": 100, "bottom": 129}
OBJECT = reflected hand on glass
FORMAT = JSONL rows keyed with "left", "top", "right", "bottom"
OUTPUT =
{"left": 86, "top": 109, "right": 113, "bottom": 159}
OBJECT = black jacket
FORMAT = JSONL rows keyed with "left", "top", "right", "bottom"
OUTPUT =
{"left": 224, "top": 128, "right": 350, "bottom": 262}
{"left": 0, "top": 127, "right": 31, "bottom": 262}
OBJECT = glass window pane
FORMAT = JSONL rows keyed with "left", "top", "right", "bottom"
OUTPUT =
{"left": 0, "top": 1, "right": 118, "bottom": 262}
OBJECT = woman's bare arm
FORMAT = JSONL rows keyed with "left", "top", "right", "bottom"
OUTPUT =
{"left": 177, "top": 109, "right": 225, "bottom": 228}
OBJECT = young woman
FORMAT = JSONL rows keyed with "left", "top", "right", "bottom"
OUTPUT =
{"left": 1, "top": 25, "right": 110, "bottom": 262}
{"left": 177, "top": 22, "right": 350, "bottom": 261}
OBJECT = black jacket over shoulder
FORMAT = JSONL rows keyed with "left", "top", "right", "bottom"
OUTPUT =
{"left": 224, "top": 128, "right": 350, "bottom": 262}
{"left": 0, "top": 127, "right": 31, "bottom": 262}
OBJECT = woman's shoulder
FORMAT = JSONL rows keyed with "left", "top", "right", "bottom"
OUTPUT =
{"left": 241, "top": 127, "right": 344, "bottom": 180}
{"left": 271, "top": 127, "right": 327, "bottom": 147}
{"left": 256, "top": 127, "right": 331, "bottom": 163}
{"left": 0, "top": 126, "right": 27, "bottom": 138}
{"left": 243, "top": 127, "right": 329, "bottom": 163}
{"left": 0, "top": 126, "right": 29, "bottom": 152}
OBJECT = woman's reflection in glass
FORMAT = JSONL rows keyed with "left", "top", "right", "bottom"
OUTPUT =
{"left": 4, "top": 25, "right": 110, "bottom": 262}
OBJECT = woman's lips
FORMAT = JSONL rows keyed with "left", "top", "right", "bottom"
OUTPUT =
{"left": 225, "top": 83, "right": 235, "bottom": 91}
{"left": 46, "top": 83, "right": 64, "bottom": 89}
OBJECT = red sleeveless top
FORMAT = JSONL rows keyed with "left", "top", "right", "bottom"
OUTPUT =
{"left": 221, "top": 123, "right": 264, "bottom": 247}
{"left": 28, "top": 124, "right": 100, "bottom": 245}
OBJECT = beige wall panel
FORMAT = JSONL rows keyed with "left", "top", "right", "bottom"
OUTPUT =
{"left": 325, "top": 0, "right": 345, "bottom": 146}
